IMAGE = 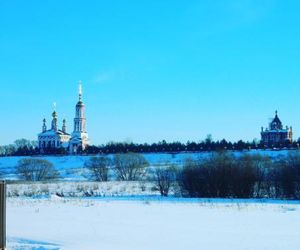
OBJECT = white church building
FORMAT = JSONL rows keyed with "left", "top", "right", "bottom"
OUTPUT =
{"left": 38, "top": 83, "right": 89, "bottom": 154}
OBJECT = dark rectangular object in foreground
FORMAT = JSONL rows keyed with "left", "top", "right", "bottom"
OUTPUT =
{"left": 0, "top": 181, "right": 6, "bottom": 250}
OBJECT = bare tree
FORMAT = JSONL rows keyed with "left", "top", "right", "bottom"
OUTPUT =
{"left": 85, "top": 156, "right": 112, "bottom": 182}
{"left": 113, "top": 153, "right": 149, "bottom": 181}
{"left": 16, "top": 158, "right": 59, "bottom": 181}
{"left": 154, "top": 166, "right": 177, "bottom": 197}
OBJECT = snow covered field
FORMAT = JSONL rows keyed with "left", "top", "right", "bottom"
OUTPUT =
{"left": 7, "top": 197, "right": 300, "bottom": 250}
{"left": 3, "top": 151, "right": 300, "bottom": 249}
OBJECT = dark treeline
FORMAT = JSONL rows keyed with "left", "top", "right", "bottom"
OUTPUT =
{"left": 85, "top": 138, "right": 299, "bottom": 155}
{"left": 1, "top": 137, "right": 300, "bottom": 156}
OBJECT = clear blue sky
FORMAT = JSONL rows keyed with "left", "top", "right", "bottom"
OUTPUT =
{"left": 0, "top": 0, "right": 300, "bottom": 145}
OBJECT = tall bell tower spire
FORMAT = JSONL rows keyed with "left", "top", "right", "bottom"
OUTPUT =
{"left": 79, "top": 81, "right": 83, "bottom": 102}
{"left": 70, "top": 81, "right": 89, "bottom": 154}
{"left": 73, "top": 81, "right": 86, "bottom": 133}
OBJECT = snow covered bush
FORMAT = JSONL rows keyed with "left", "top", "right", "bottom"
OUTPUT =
{"left": 16, "top": 158, "right": 60, "bottom": 181}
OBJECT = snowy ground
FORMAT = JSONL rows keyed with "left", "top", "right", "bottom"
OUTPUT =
{"left": 7, "top": 197, "right": 300, "bottom": 250}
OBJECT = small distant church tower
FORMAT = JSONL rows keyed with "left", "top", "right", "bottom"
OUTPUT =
{"left": 69, "top": 82, "right": 89, "bottom": 154}
{"left": 261, "top": 111, "right": 293, "bottom": 147}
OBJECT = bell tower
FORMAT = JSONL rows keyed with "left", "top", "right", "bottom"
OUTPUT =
{"left": 73, "top": 82, "right": 87, "bottom": 133}
{"left": 70, "top": 81, "right": 89, "bottom": 154}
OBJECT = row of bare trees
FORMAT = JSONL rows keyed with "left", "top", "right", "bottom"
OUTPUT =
{"left": 14, "top": 153, "right": 176, "bottom": 197}
{"left": 12, "top": 152, "right": 300, "bottom": 199}
{"left": 85, "top": 154, "right": 178, "bottom": 196}
{"left": 84, "top": 154, "right": 149, "bottom": 182}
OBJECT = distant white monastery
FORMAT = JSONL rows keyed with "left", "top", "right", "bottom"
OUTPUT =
{"left": 38, "top": 83, "right": 89, "bottom": 154}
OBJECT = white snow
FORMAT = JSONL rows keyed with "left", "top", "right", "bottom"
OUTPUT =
{"left": 6, "top": 197, "right": 300, "bottom": 250}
